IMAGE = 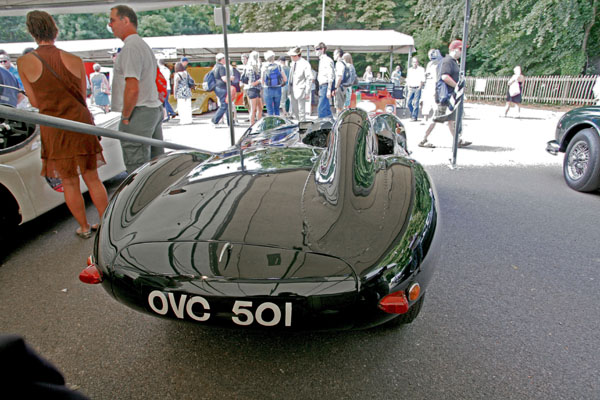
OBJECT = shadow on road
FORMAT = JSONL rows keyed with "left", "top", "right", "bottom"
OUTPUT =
{"left": 0, "top": 173, "right": 127, "bottom": 265}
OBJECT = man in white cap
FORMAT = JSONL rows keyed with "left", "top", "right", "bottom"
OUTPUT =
{"left": 211, "top": 52, "right": 231, "bottom": 126}
{"left": 286, "top": 47, "right": 312, "bottom": 121}
{"left": 262, "top": 50, "right": 286, "bottom": 116}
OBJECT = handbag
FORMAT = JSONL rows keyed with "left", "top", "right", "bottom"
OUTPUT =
{"left": 435, "top": 78, "right": 452, "bottom": 106}
{"left": 509, "top": 80, "right": 520, "bottom": 97}
{"left": 101, "top": 77, "right": 111, "bottom": 95}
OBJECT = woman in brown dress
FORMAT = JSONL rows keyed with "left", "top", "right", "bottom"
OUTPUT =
{"left": 17, "top": 10, "right": 108, "bottom": 239}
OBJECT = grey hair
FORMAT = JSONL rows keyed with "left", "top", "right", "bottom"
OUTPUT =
{"left": 248, "top": 51, "right": 261, "bottom": 74}
{"left": 428, "top": 49, "right": 442, "bottom": 61}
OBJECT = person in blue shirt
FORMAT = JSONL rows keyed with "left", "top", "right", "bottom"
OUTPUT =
{"left": 0, "top": 53, "right": 24, "bottom": 90}
{"left": 0, "top": 66, "right": 23, "bottom": 107}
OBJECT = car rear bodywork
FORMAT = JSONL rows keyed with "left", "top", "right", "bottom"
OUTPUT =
{"left": 91, "top": 109, "right": 440, "bottom": 330}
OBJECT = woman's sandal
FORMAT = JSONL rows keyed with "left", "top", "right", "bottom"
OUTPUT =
{"left": 418, "top": 140, "right": 435, "bottom": 148}
{"left": 76, "top": 227, "right": 92, "bottom": 239}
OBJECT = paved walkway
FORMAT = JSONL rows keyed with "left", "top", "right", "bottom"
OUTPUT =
{"left": 161, "top": 103, "right": 565, "bottom": 168}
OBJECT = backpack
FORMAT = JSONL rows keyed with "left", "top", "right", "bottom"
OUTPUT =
{"left": 240, "top": 68, "right": 249, "bottom": 84}
{"left": 203, "top": 67, "right": 216, "bottom": 92}
{"left": 434, "top": 59, "right": 453, "bottom": 107}
{"left": 265, "top": 64, "right": 283, "bottom": 87}
{"left": 435, "top": 79, "right": 452, "bottom": 106}
{"left": 155, "top": 66, "right": 168, "bottom": 103}
{"left": 344, "top": 63, "right": 358, "bottom": 87}
{"left": 187, "top": 74, "right": 196, "bottom": 90}
{"left": 339, "top": 60, "right": 353, "bottom": 88}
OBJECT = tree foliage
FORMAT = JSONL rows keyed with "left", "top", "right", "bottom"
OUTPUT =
{"left": 0, "top": 17, "right": 30, "bottom": 43}
{"left": 233, "top": 0, "right": 412, "bottom": 75}
{"left": 0, "top": 0, "right": 599, "bottom": 77}
{"left": 414, "top": 0, "right": 600, "bottom": 75}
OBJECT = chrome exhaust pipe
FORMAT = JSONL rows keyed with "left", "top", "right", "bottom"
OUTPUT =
{"left": 545, "top": 140, "right": 560, "bottom": 155}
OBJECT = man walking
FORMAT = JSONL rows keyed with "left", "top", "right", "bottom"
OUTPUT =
{"left": 158, "top": 59, "right": 176, "bottom": 121}
{"left": 406, "top": 57, "right": 425, "bottom": 121}
{"left": 109, "top": 5, "right": 164, "bottom": 174}
{"left": 418, "top": 40, "right": 471, "bottom": 148}
{"left": 286, "top": 47, "right": 312, "bottom": 121}
{"left": 211, "top": 53, "right": 230, "bottom": 127}
{"left": 314, "top": 42, "right": 334, "bottom": 119}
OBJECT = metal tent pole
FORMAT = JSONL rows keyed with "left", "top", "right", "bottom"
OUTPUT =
{"left": 451, "top": 0, "right": 471, "bottom": 168}
{"left": 321, "top": 0, "right": 325, "bottom": 31}
{"left": 219, "top": 0, "right": 236, "bottom": 146}
{"left": 0, "top": 106, "right": 201, "bottom": 151}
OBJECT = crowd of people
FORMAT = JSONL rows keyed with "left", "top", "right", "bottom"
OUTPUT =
{"left": 199, "top": 42, "right": 361, "bottom": 125}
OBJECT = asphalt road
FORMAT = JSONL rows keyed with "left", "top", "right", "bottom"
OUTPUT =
{"left": 1, "top": 160, "right": 599, "bottom": 399}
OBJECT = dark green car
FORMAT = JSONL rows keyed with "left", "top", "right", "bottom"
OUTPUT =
{"left": 546, "top": 106, "right": 600, "bottom": 192}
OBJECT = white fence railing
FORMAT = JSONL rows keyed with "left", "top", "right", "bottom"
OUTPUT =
{"left": 465, "top": 75, "right": 599, "bottom": 106}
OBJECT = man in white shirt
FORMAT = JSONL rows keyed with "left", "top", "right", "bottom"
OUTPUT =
{"left": 332, "top": 48, "right": 346, "bottom": 116}
{"left": 405, "top": 57, "right": 425, "bottom": 121}
{"left": 286, "top": 47, "right": 313, "bottom": 121}
{"left": 315, "top": 42, "right": 334, "bottom": 119}
{"left": 109, "top": 5, "right": 163, "bottom": 174}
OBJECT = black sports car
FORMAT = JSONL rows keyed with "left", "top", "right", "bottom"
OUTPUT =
{"left": 81, "top": 110, "right": 441, "bottom": 330}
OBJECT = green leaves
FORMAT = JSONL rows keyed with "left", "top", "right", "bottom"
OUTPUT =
{"left": 413, "top": 0, "right": 599, "bottom": 75}
{"left": 0, "top": 0, "right": 598, "bottom": 76}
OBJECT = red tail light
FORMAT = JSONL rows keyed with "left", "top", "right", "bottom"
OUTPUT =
{"left": 378, "top": 290, "right": 409, "bottom": 314}
{"left": 80, "top": 256, "right": 102, "bottom": 284}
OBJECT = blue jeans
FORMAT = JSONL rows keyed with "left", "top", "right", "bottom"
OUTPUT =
{"left": 407, "top": 87, "right": 422, "bottom": 119}
{"left": 265, "top": 87, "right": 282, "bottom": 116}
{"left": 318, "top": 84, "right": 332, "bottom": 118}
{"left": 212, "top": 86, "right": 229, "bottom": 125}
{"left": 164, "top": 89, "right": 176, "bottom": 117}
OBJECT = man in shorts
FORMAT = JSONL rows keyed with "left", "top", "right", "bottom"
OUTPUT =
{"left": 419, "top": 39, "right": 471, "bottom": 148}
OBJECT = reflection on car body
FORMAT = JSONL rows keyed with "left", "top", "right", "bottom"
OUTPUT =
{"left": 350, "top": 81, "right": 404, "bottom": 116}
{"left": 82, "top": 109, "right": 441, "bottom": 331}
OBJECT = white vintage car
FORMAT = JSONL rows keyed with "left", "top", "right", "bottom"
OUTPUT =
{"left": 0, "top": 105, "right": 125, "bottom": 237}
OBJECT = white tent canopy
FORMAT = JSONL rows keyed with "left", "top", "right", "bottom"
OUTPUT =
{"left": 0, "top": 0, "right": 264, "bottom": 16}
{"left": 1, "top": 30, "right": 415, "bottom": 63}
